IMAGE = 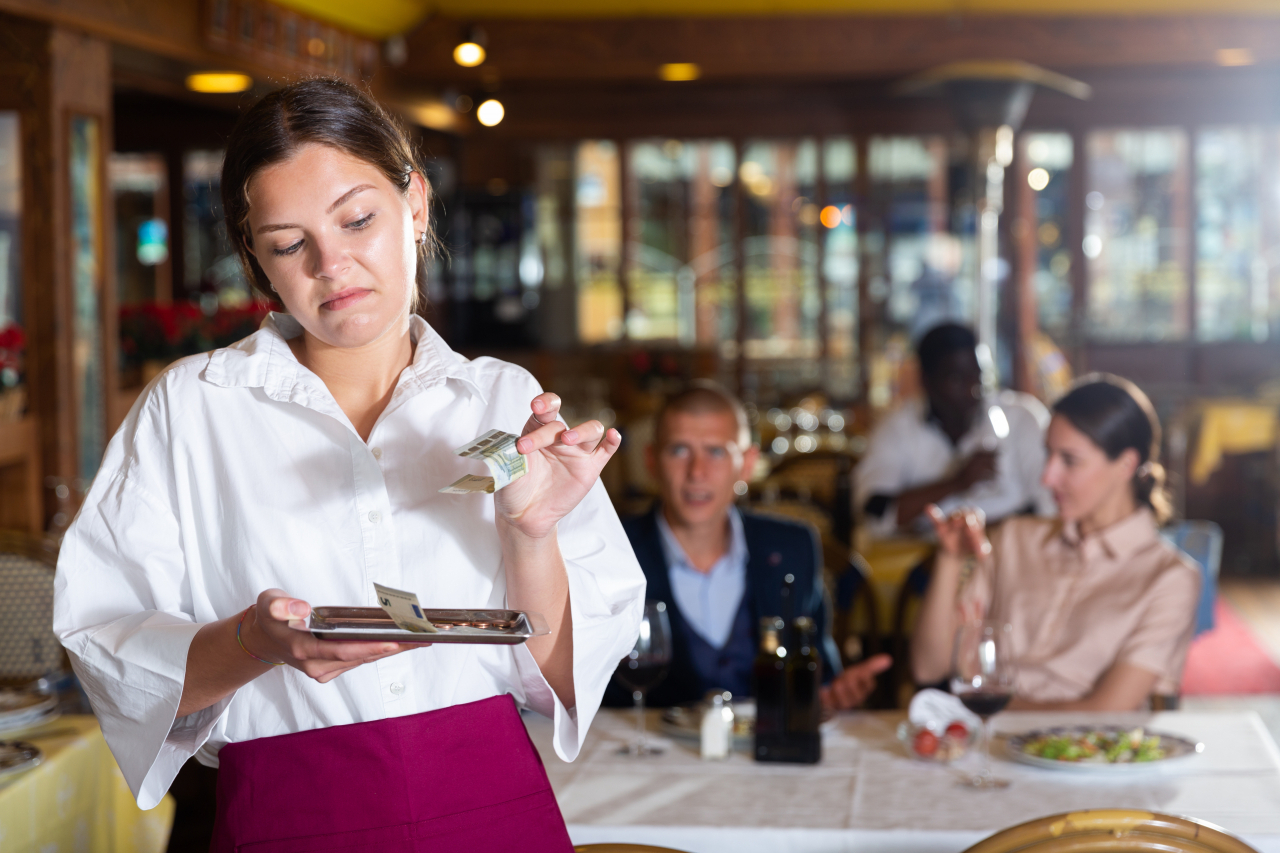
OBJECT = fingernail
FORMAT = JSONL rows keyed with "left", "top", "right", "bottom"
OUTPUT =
{"left": 382, "top": 644, "right": 397, "bottom": 653}
{"left": 564, "top": 430, "right": 577, "bottom": 442}
{"left": 517, "top": 438, "right": 530, "bottom": 452}
{"left": 289, "top": 601, "right": 308, "bottom": 617}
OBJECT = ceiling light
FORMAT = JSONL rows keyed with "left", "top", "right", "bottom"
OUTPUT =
{"left": 820, "top": 205, "right": 842, "bottom": 229}
{"left": 185, "top": 72, "right": 252, "bottom": 94}
{"left": 454, "top": 42, "right": 486, "bottom": 67}
{"left": 659, "top": 63, "right": 701, "bottom": 82}
{"left": 476, "top": 99, "right": 505, "bottom": 127}
{"left": 1217, "top": 48, "right": 1254, "bottom": 67}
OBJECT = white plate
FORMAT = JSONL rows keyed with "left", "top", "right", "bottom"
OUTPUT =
{"left": 0, "top": 693, "right": 56, "bottom": 729}
{"left": 0, "top": 707, "right": 59, "bottom": 739}
{"left": 0, "top": 741, "right": 42, "bottom": 780}
{"left": 1006, "top": 725, "right": 1203, "bottom": 773}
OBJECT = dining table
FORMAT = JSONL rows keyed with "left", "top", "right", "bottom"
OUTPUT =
{"left": 0, "top": 714, "right": 175, "bottom": 853}
{"left": 524, "top": 707, "right": 1280, "bottom": 853}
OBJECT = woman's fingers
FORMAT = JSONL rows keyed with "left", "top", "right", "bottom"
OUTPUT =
{"left": 530, "top": 392, "right": 562, "bottom": 423}
{"left": 516, "top": 419, "right": 567, "bottom": 454}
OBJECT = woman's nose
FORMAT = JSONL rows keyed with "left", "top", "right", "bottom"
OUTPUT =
{"left": 307, "top": 233, "right": 348, "bottom": 280}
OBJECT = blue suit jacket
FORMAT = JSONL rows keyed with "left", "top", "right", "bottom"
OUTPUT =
{"left": 603, "top": 506, "right": 842, "bottom": 708}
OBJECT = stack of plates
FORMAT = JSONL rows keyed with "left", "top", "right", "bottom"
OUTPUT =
{"left": 0, "top": 740, "right": 42, "bottom": 780}
{"left": 0, "top": 691, "right": 58, "bottom": 738}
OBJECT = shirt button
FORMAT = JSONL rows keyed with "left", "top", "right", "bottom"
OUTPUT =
{"left": 389, "top": 682, "right": 404, "bottom": 696}
{"left": 371, "top": 447, "right": 383, "bottom": 460}
{"left": 368, "top": 510, "right": 382, "bottom": 524}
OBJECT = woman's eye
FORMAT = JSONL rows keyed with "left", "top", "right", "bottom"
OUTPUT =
{"left": 272, "top": 240, "right": 303, "bottom": 257}
{"left": 346, "top": 213, "right": 375, "bottom": 229}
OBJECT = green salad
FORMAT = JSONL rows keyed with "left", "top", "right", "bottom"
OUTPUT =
{"left": 1021, "top": 728, "right": 1167, "bottom": 763}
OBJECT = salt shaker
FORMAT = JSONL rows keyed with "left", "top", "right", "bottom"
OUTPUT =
{"left": 700, "top": 689, "right": 734, "bottom": 760}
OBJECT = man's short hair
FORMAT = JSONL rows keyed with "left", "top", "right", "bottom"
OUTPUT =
{"left": 916, "top": 322, "right": 977, "bottom": 380}
{"left": 654, "top": 381, "right": 752, "bottom": 451}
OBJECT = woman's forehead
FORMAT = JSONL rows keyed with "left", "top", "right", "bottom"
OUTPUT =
{"left": 247, "top": 144, "right": 391, "bottom": 209}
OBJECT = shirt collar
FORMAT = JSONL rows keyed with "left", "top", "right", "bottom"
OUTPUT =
{"left": 201, "top": 313, "right": 490, "bottom": 404}
{"left": 1059, "top": 507, "right": 1159, "bottom": 562}
{"left": 655, "top": 505, "right": 748, "bottom": 576}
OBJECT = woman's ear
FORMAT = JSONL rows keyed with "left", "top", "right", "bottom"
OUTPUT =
{"left": 1116, "top": 447, "right": 1141, "bottom": 480}
{"left": 407, "top": 171, "right": 430, "bottom": 237}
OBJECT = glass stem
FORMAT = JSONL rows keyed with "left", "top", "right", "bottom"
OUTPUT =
{"left": 634, "top": 689, "right": 646, "bottom": 752}
{"left": 980, "top": 717, "right": 993, "bottom": 780}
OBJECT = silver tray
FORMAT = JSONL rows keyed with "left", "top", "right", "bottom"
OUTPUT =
{"left": 310, "top": 608, "right": 549, "bottom": 645}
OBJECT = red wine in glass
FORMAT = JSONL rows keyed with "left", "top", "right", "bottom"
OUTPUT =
{"left": 951, "top": 620, "right": 1016, "bottom": 788}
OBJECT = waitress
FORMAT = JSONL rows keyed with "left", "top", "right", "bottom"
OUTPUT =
{"left": 53, "top": 78, "right": 645, "bottom": 851}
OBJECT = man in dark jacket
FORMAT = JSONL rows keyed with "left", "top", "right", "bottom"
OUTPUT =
{"left": 605, "top": 382, "right": 890, "bottom": 709}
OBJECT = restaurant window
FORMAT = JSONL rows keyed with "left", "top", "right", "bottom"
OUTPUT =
{"left": 742, "top": 139, "right": 820, "bottom": 362}
{"left": 111, "top": 153, "right": 170, "bottom": 309}
{"left": 823, "top": 137, "right": 858, "bottom": 398}
{"left": 626, "top": 139, "right": 735, "bottom": 347}
{"left": 575, "top": 140, "right": 622, "bottom": 343}
{"left": 865, "top": 135, "right": 952, "bottom": 407}
{"left": 1023, "top": 132, "right": 1074, "bottom": 343}
{"left": 185, "top": 150, "right": 251, "bottom": 308}
{"left": 1085, "top": 128, "right": 1190, "bottom": 341}
{"left": 1195, "top": 127, "right": 1280, "bottom": 342}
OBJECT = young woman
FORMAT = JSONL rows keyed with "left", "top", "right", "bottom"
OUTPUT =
{"left": 53, "top": 78, "right": 644, "bottom": 851}
{"left": 911, "top": 374, "right": 1200, "bottom": 711}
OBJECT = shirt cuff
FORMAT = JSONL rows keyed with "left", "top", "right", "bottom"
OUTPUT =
{"left": 69, "top": 612, "right": 234, "bottom": 810}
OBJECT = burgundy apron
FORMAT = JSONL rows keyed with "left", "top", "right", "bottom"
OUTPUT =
{"left": 209, "top": 694, "right": 574, "bottom": 853}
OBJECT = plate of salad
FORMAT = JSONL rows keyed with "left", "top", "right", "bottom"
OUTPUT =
{"left": 1006, "top": 725, "right": 1203, "bottom": 772}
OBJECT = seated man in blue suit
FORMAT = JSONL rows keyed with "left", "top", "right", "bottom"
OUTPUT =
{"left": 605, "top": 382, "right": 891, "bottom": 710}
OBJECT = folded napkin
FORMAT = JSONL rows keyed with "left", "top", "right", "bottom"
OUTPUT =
{"left": 908, "top": 688, "right": 982, "bottom": 732}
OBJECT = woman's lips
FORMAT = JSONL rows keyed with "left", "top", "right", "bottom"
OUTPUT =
{"left": 321, "top": 288, "right": 371, "bottom": 311}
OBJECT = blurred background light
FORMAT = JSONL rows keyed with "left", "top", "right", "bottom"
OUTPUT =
{"left": 1028, "top": 167, "right": 1051, "bottom": 191}
{"left": 659, "top": 63, "right": 701, "bottom": 82}
{"left": 454, "top": 42, "right": 486, "bottom": 67}
{"left": 476, "top": 99, "right": 505, "bottom": 126}
{"left": 184, "top": 73, "right": 252, "bottom": 93}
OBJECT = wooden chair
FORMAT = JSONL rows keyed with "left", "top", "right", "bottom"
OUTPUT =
{"left": 0, "top": 530, "right": 65, "bottom": 682}
{"left": 963, "top": 809, "right": 1260, "bottom": 853}
{"left": 575, "top": 846, "right": 691, "bottom": 853}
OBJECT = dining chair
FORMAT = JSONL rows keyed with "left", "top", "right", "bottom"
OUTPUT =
{"left": 1160, "top": 520, "right": 1224, "bottom": 636}
{"left": 574, "top": 845, "right": 691, "bottom": 853}
{"left": 0, "top": 530, "right": 65, "bottom": 681}
{"left": 962, "top": 809, "right": 1259, "bottom": 853}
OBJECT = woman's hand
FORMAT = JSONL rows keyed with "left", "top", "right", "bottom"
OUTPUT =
{"left": 246, "top": 589, "right": 416, "bottom": 684}
{"left": 494, "top": 392, "right": 622, "bottom": 539}
{"left": 925, "top": 504, "right": 991, "bottom": 559}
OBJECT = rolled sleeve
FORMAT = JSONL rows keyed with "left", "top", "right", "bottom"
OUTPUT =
{"left": 54, "top": 454, "right": 229, "bottom": 809}
{"left": 511, "top": 479, "right": 645, "bottom": 761}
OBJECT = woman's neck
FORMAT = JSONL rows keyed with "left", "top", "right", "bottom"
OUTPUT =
{"left": 1077, "top": 490, "right": 1139, "bottom": 539}
{"left": 288, "top": 316, "right": 414, "bottom": 442}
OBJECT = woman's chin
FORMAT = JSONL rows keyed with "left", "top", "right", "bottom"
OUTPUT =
{"left": 309, "top": 312, "right": 400, "bottom": 349}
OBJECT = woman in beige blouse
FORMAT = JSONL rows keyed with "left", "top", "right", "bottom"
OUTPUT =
{"left": 912, "top": 374, "right": 1201, "bottom": 711}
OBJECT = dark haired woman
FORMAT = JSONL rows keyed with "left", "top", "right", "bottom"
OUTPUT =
{"left": 53, "top": 78, "right": 643, "bottom": 851}
{"left": 911, "top": 374, "right": 1200, "bottom": 711}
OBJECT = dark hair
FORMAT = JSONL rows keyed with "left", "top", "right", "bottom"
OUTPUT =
{"left": 1052, "top": 373, "right": 1171, "bottom": 524}
{"left": 220, "top": 77, "right": 434, "bottom": 306}
{"left": 655, "top": 381, "right": 751, "bottom": 450}
{"left": 916, "top": 322, "right": 977, "bottom": 379}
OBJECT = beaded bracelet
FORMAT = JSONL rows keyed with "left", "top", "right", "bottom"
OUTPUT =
{"left": 237, "top": 607, "right": 284, "bottom": 666}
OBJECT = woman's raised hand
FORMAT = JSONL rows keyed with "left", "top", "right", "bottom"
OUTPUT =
{"left": 494, "top": 392, "right": 622, "bottom": 539}
{"left": 246, "top": 589, "right": 414, "bottom": 683}
{"left": 925, "top": 504, "right": 991, "bottom": 559}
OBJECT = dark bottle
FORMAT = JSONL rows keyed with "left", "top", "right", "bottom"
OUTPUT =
{"left": 783, "top": 616, "right": 822, "bottom": 763}
{"left": 752, "top": 616, "right": 786, "bottom": 759}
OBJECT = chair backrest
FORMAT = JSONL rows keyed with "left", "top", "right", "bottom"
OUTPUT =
{"left": 0, "top": 531, "right": 63, "bottom": 679}
{"left": 963, "top": 809, "right": 1259, "bottom": 853}
{"left": 1161, "top": 520, "right": 1224, "bottom": 636}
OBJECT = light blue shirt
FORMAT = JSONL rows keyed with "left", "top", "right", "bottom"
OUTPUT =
{"left": 656, "top": 507, "right": 748, "bottom": 650}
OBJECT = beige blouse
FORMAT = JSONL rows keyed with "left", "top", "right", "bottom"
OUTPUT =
{"left": 960, "top": 509, "right": 1201, "bottom": 702}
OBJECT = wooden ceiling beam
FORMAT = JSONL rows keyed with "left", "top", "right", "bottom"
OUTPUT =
{"left": 395, "top": 15, "right": 1280, "bottom": 85}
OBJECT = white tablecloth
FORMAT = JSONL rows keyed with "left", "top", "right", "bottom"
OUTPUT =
{"left": 523, "top": 709, "right": 1280, "bottom": 853}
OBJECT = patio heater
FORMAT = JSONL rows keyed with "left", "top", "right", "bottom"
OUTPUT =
{"left": 896, "top": 61, "right": 1090, "bottom": 377}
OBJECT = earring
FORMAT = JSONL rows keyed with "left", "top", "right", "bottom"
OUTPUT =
{"left": 417, "top": 231, "right": 428, "bottom": 246}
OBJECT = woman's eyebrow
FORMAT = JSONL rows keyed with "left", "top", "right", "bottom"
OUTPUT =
{"left": 327, "top": 184, "right": 374, "bottom": 214}
{"left": 254, "top": 184, "right": 377, "bottom": 235}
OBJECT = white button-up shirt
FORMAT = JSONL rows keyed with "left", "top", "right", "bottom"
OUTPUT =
{"left": 854, "top": 391, "right": 1055, "bottom": 539}
{"left": 52, "top": 314, "right": 645, "bottom": 810}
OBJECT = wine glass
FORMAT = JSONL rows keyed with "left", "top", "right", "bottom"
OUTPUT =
{"left": 613, "top": 600, "right": 672, "bottom": 756}
{"left": 950, "top": 619, "right": 1016, "bottom": 789}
